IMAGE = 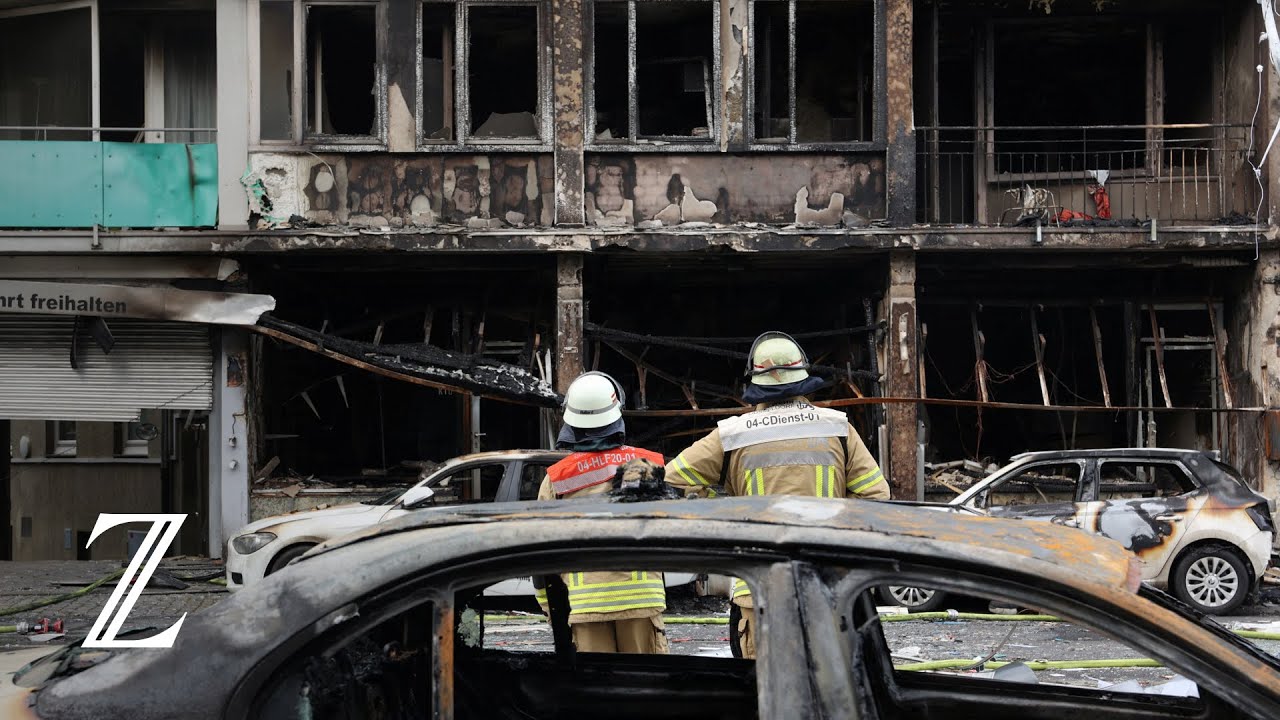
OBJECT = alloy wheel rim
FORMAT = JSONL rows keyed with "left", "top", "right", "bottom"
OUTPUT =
{"left": 889, "top": 586, "right": 936, "bottom": 607}
{"left": 1185, "top": 556, "right": 1240, "bottom": 608}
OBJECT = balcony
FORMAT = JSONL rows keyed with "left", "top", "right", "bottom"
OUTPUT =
{"left": 915, "top": 125, "right": 1257, "bottom": 228}
{"left": 0, "top": 134, "right": 217, "bottom": 229}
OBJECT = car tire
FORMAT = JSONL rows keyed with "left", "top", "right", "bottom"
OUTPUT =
{"left": 878, "top": 585, "right": 951, "bottom": 613}
{"left": 265, "top": 543, "right": 316, "bottom": 576}
{"left": 1171, "top": 544, "right": 1250, "bottom": 615}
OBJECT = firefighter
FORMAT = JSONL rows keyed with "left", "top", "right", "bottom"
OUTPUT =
{"left": 664, "top": 331, "right": 890, "bottom": 658}
{"left": 535, "top": 371, "right": 670, "bottom": 654}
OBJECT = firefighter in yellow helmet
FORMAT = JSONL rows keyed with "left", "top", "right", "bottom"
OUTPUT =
{"left": 664, "top": 331, "right": 890, "bottom": 658}
{"left": 535, "top": 371, "right": 670, "bottom": 654}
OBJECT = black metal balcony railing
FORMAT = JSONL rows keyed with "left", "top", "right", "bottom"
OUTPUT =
{"left": 916, "top": 125, "right": 1258, "bottom": 227}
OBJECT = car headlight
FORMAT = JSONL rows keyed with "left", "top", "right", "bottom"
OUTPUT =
{"left": 231, "top": 532, "right": 277, "bottom": 555}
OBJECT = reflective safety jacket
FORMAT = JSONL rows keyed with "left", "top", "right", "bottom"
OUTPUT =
{"left": 536, "top": 446, "right": 668, "bottom": 623}
{"left": 662, "top": 398, "right": 889, "bottom": 607}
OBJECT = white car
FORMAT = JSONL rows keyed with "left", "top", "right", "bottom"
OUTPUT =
{"left": 226, "top": 449, "right": 695, "bottom": 595}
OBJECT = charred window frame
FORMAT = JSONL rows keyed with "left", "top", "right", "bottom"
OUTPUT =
{"left": 586, "top": 0, "right": 722, "bottom": 151}
{"left": 416, "top": 0, "right": 553, "bottom": 149}
{"left": 981, "top": 15, "right": 1221, "bottom": 182}
{"left": 250, "top": 0, "right": 388, "bottom": 150}
{"left": 746, "top": 0, "right": 884, "bottom": 150}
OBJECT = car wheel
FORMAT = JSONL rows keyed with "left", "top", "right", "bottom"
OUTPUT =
{"left": 266, "top": 543, "right": 316, "bottom": 576}
{"left": 1171, "top": 545, "right": 1250, "bottom": 615}
{"left": 879, "top": 585, "right": 950, "bottom": 613}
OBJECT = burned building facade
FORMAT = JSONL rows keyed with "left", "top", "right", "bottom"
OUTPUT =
{"left": 2, "top": 0, "right": 1280, "bottom": 559}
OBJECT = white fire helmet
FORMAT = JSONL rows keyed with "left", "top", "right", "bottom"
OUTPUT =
{"left": 746, "top": 331, "right": 811, "bottom": 386}
{"left": 562, "top": 371, "right": 625, "bottom": 429}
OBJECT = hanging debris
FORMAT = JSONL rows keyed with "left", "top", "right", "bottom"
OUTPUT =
{"left": 255, "top": 316, "right": 562, "bottom": 407}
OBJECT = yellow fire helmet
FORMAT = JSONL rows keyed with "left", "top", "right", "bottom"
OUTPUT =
{"left": 746, "top": 331, "right": 811, "bottom": 386}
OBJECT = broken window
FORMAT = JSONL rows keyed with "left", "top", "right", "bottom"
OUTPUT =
{"left": 1097, "top": 462, "right": 1195, "bottom": 501}
{"left": 751, "top": 0, "right": 875, "bottom": 144}
{"left": 590, "top": 0, "right": 717, "bottom": 143}
{"left": 976, "top": 461, "right": 1084, "bottom": 511}
{"left": 420, "top": 2, "right": 455, "bottom": 140}
{"left": 865, "top": 583, "right": 1206, "bottom": 702}
{"left": 467, "top": 5, "right": 541, "bottom": 139}
{"left": 255, "top": 0, "right": 383, "bottom": 143}
{"left": 416, "top": 1, "right": 547, "bottom": 144}
{"left": 427, "top": 463, "right": 506, "bottom": 503}
{"left": 307, "top": 4, "right": 379, "bottom": 137}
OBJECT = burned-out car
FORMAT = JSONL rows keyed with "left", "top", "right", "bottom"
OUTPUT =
{"left": 8, "top": 497, "right": 1280, "bottom": 719}
{"left": 885, "top": 448, "right": 1274, "bottom": 615}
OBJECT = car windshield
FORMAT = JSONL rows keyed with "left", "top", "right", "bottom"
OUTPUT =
{"left": 363, "top": 487, "right": 408, "bottom": 506}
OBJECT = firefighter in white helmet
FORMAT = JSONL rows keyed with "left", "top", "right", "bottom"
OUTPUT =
{"left": 664, "top": 331, "right": 889, "bottom": 658}
{"left": 534, "top": 371, "right": 669, "bottom": 654}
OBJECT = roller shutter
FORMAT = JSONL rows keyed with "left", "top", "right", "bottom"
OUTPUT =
{"left": 0, "top": 314, "right": 213, "bottom": 421}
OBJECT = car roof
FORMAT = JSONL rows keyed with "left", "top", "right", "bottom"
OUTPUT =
{"left": 436, "top": 449, "right": 568, "bottom": 466}
{"left": 307, "top": 495, "right": 1138, "bottom": 593}
{"left": 1009, "top": 447, "right": 1212, "bottom": 463}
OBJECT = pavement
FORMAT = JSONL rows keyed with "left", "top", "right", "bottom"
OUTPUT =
{"left": 0, "top": 559, "right": 227, "bottom": 652}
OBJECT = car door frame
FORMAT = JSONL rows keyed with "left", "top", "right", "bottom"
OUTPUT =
{"left": 226, "top": 545, "right": 818, "bottom": 720}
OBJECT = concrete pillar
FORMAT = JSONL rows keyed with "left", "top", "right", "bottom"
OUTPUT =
{"left": 555, "top": 255, "right": 585, "bottom": 394}
{"left": 884, "top": 0, "right": 915, "bottom": 225}
{"left": 1232, "top": 250, "right": 1280, "bottom": 514}
{"left": 552, "top": 0, "right": 586, "bottom": 225}
{"left": 208, "top": 328, "right": 250, "bottom": 558}
{"left": 216, "top": 0, "right": 250, "bottom": 229}
{"left": 720, "top": 0, "right": 749, "bottom": 150}
{"left": 884, "top": 250, "right": 919, "bottom": 500}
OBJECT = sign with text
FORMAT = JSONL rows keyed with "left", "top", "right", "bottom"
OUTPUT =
{"left": 0, "top": 280, "right": 275, "bottom": 325}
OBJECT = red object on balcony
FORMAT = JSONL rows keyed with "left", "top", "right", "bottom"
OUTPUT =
{"left": 1058, "top": 184, "right": 1112, "bottom": 222}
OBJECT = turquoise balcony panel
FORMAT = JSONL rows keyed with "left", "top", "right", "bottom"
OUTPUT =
{"left": 0, "top": 140, "right": 217, "bottom": 229}
{"left": 0, "top": 141, "right": 104, "bottom": 227}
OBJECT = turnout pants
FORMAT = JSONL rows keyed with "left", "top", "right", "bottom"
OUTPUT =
{"left": 571, "top": 615, "right": 669, "bottom": 654}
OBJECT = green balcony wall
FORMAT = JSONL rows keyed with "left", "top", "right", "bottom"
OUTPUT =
{"left": 0, "top": 141, "right": 217, "bottom": 228}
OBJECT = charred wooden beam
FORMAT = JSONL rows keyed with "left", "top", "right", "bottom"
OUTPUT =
{"left": 1147, "top": 305, "right": 1172, "bottom": 409}
{"left": 1030, "top": 307, "right": 1049, "bottom": 406}
{"left": 1090, "top": 306, "right": 1112, "bottom": 408}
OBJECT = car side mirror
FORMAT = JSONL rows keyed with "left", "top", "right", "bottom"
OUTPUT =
{"left": 401, "top": 485, "right": 435, "bottom": 508}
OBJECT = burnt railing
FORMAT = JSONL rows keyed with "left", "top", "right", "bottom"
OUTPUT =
{"left": 916, "top": 124, "right": 1257, "bottom": 227}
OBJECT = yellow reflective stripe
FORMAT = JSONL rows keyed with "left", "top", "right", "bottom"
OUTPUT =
{"left": 815, "top": 465, "right": 823, "bottom": 497}
{"left": 534, "top": 587, "right": 548, "bottom": 603}
{"left": 827, "top": 466, "right": 837, "bottom": 497}
{"left": 570, "top": 600, "right": 667, "bottom": 614}
{"left": 755, "top": 468, "right": 765, "bottom": 495}
{"left": 731, "top": 578, "right": 751, "bottom": 598}
{"left": 848, "top": 468, "right": 885, "bottom": 494}
{"left": 673, "top": 456, "right": 710, "bottom": 487}
{"left": 570, "top": 589, "right": 667, "bottom": 603}
{"left": 567, "top": 578, "right": 665, "bottom": 591}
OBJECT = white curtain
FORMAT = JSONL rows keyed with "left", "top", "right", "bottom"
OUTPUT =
{"left": 163, "top": 16, "right": 216, "bottom": 144}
